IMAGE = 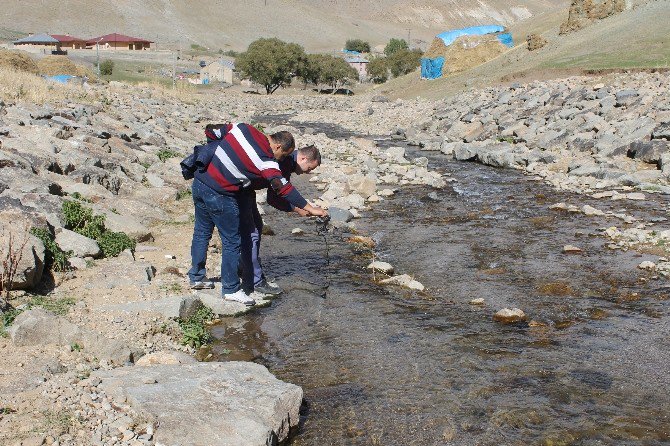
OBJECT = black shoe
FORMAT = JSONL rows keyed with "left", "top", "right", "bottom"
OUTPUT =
{"left": 254, "top": 279, "right": 282, "bottom": 296}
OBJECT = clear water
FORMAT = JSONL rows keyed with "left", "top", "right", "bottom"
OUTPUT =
{"left": 212, "top": 122, "right": 670, "bottom": 445}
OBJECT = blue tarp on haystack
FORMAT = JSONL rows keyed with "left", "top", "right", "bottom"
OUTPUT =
{"left": 421, "top": 57, "right": 445, "bottom": 80}
{"left": 421, "top": 25, "right": 514, "bottom": 80}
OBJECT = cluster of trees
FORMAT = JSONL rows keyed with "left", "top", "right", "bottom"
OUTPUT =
{"left": 236, "top": 38, "right": 358, "bottom": 94}
{"left": 368, "top": 38, "right": 422, "bottom": 84}
{"left": 235, "top": 37, "right": 423, "bottom": 93}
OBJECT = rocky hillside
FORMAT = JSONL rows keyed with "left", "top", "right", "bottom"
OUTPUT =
{"left": 381, "top": 0, "right": 669, "bottom": 99}
{"left": 0, "top": 0, "right": 568, "bottom": 51}
{"left": 559, "top": 0, "right": 626, "bottom": 33}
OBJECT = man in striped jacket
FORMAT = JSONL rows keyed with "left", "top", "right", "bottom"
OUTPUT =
{"left": 188, "top": 123, "right": 327, "bottom": 306}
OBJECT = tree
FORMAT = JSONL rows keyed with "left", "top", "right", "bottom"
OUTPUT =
{"left": 367, "top": 57, "right": 388, "bottom": 84}
{"left": 345, "top": 39, "right": 371, "bottom": 53}
{"left": 320, "top": 56, "right": 359, "bottom": 91}
{"left": 100, "top": 59, "right": 114, "bottom": 76}
{"left": 386, "top": 49, "right": 422, "bottom": 78}
{"left": 384, "top": 38, "right": 408, "bottom": 57}
{"left": 297, "top": 54, "right": 328, "bottom": 90}
{"left": 236, "top": 38, "right": 306, "bottom": 94}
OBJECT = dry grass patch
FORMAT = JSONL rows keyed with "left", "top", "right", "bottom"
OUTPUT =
{"left": 0, "top": 67, "right": 98, "bottom": 104}
{"left": 37, "top": 55, "right": 95, "bottom": 78}
{"left": 0, "top": 48, "right": 38, "bottom": 74}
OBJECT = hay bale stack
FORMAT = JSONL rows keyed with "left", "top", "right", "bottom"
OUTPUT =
{"left": 37, "top": 55, "right": 94, "bottom": 78}
{"left": 427, "top": 35, "right": 508, "bottom": 75}
{"left": 0, "top": 48, "right": 39, "bottom": 74}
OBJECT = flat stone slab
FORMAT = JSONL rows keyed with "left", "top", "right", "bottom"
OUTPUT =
{"left": 94, "top": 362, "right": 303, "bottom": 446}
{"left": 99, "top": 296, "right": 200, "bottom": 319}
{"left": 197, "top": 291, "right": 271, "bottom": 316}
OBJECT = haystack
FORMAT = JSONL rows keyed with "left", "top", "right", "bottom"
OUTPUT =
{"left": 37, "top": 55, "right": 95, "bottom": 78}
{"left": 0, "top": 48, "right": 39, "bottom": 74}
{"left": 427, "top": 35, "right": 508, "bottom": 75}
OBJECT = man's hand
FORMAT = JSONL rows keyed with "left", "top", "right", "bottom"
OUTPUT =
{"left": 303, "top": 204, "right": 328, "bottom": 217}
{"left": 294, "top": 207, "right": 310, "bottom": 217}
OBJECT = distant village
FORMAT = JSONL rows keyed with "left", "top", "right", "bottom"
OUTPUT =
{"left": 10, "top": 32, "right": 373, "bottom": 86}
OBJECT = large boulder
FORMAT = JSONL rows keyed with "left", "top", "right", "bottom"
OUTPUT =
{"left": 8, "top": 308, "right": 136, "bottom": 365}
{"left": 628, "top": 140, "right": 669, "bottom": 165}
{"left": 94, "top": 362, "right": 303, "bottom": 446}
{"left": 55, "top": 228, "right": 101, "bottom": 258}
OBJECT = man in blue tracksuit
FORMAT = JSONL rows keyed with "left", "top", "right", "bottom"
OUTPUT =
{"left": 184, "top": 123, "right": 326, "bottom": 306}
{"left": 242, "top": 144, "right": 321, "bottom": 296}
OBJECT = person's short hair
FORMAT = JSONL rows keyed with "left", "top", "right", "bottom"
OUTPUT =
{"left": 205, "top": 123, "right": 228, "bottom": 131}
{"left": 205, "top": 123, "right": 229, "bottom": 141}
{"left": 298, "top": 145, "right": 321, "bottom": 165}
{"left": 269, "top": 131, "right": 295, "bottom": 152}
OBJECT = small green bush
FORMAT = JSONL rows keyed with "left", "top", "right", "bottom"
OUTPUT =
{"left": 28, "top": 295, "right": 76, "bottom": 316}
{"left": 30, "top": 227, "right": 71, "bottom": 272}
{"left": 178, "top": 306, "right": 214, "bottom": 348}
{"left": 97, "top": 231, "right": 136, "bottom": 257}
{"left": 100, "top": 59, "right": 114, "bottom": 76}
{"left": 157, "top": 149, "right": 180, "bottom": 162}
{"left": 176, "top": 189, "right": 192, "bottom": 200}
{"left": 1, "top": 307, "right": 23, "bottom": 337}
{"left": 61, "top": 200, "right": 135, "bottom": 258}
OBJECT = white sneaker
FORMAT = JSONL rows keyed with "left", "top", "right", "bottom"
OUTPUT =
{"left": 224, "top": 289, "right": 256, "bottom": 306}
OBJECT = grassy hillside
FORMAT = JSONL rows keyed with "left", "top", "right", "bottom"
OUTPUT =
{"left": 376, "top": 0, "right": 669, "bottom": 100}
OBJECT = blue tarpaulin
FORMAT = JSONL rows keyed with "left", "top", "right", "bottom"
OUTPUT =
{"left": 435, "top": 25, "right": 506, "bottom": 46}
{"left": 421, "top": 57, "right": 445, "bottom": 80}
{"left": 44, "top": 75, "right": 77, "bottom": 84}
{"left": 496, "top": 32, "right": 514, "bottom": 48}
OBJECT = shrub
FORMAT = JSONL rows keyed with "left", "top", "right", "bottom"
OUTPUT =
{"left": 97, "top": 231, "right": 136, "bottom": 258}
{"left": 345, "top": 39, "right": 370, "bottom": 53}
{"left": 1, "top": 224, "right": 33, "bottom": 305}
{"left": 178, "top": 306, "right": 214, "bottom": 348}
{"left": 99, "top": 59, "right": 114, "bottom": 76}
{"left": 29, "top": 227, "right": 71, "bottom": 272}
{"left": 61, "top": 200, "right": 135, "bottom": 258}
{"left": 157, "top": 148, "right": 181, "bottom": 162}
{"left": 384, "top": 38, "right": 408, "bottom": 57}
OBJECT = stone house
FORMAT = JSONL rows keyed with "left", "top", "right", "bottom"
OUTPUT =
{"left": 200, "top": 59, "right": 235, "bottom": 85}
{"left": 345, "top": 56, "right": 369, "bottom": 81}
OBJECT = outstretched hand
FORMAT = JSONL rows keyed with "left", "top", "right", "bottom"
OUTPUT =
{"left": 303, "top": 204, "right": 328, "bottom": 218}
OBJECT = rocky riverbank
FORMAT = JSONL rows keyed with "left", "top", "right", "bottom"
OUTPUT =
{"left": 0, "top": 80, "right": 446, "bottom": 445}
{"left": 1, "top": 69, "right": 669, "bottom": 445}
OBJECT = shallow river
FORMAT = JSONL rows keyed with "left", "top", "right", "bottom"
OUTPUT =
{"left": 212, "top": 122, "right": 670, "bottom": 445}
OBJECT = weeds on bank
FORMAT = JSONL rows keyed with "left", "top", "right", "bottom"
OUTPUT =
{"left": 40, "top": 409, "right": 83, "bottom": 436}
{"left": 62, "top": 200, "right": 135, "bottom": 257}
{"left": 178, "top": 306, "right": 214, "bottom": 348}
{"left": 156, "top": 148, "right": 181, "bottom": 162}
{"left": 30, "top": 228, "right": 71, "bottom": 272}
{"left": 176, "top": 189, "right": 192, "bottom": 200}
{"left": 28, "top": 295, "right": 76, "bottom": 315}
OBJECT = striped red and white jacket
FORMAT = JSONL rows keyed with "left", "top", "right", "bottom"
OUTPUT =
{"left": 194, "top": 123, "right": 308, "bottom": 209}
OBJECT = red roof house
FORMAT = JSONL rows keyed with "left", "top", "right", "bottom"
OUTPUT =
{"left": 51, "top": 34, "right": 87, "bottom": 49}
{"left": 86, "top": 33, "right": 153, "bottom": 50}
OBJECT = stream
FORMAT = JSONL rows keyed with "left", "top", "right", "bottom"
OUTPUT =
{"left": 211, "top": 120, "right": 670, "bottom": 445}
